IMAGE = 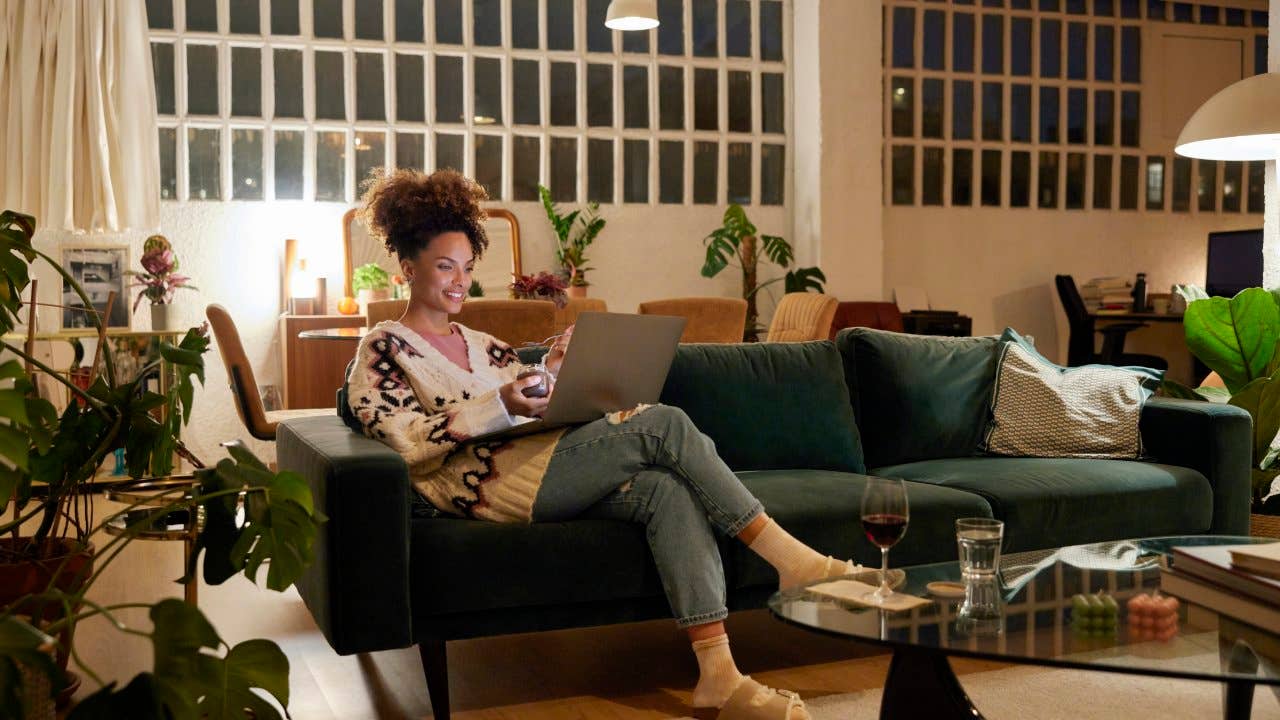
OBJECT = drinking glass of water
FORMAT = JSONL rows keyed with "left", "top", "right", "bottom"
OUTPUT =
{"left": 860, "top": 477, "right": 909, "bottom": 604}
{"left": 956, "top": 518, "right": 1004, "bottom": 580}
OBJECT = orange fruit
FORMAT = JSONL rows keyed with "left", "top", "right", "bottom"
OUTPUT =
{"left": 337, "top": 296, "right": 359, "bottom": 315}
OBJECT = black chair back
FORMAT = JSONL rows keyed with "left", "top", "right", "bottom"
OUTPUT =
{"left": 1055, "top": 275, "right": 1094, "bottom": 366}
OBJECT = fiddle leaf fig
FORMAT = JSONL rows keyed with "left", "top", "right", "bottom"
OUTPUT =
{"left": 1183, "top": 288, "right": 1280, "bottom": 393}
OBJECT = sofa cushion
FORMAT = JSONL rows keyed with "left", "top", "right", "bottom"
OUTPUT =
{"left": 659, "top": 341, "right": 866, "bottom": 473}
{"left": 871, "top": 457, "right": 1213, "bottom": 552}
{"left": 837, "top": 328, "right": 1000, "bottom": 467}
{"left": 728, "top": 470, "right": 993, "bottom": 590}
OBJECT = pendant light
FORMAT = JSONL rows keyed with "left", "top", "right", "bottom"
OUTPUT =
{"left": 605, "top": 0, "right": 659, "bottom": 31}
{"left": 1176, "top": 73, "right": 1280, "bottom": 160}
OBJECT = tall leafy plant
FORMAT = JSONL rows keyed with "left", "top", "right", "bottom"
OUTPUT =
{"left": 700, "top": 205, "right": 826, "bottom": 342}
{"left": 538, "top": 185, "right": 606, "bottom": 288}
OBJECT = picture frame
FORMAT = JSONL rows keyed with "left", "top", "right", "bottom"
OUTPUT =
{"left": 60, "top": 245, "right": 131, "bottom": 330}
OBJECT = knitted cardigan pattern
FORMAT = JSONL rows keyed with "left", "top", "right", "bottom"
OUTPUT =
{"left": 347, "top": 320, "right": 565, "bottom": 523}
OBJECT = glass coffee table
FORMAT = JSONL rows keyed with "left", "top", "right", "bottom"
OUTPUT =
{"left": 769, "top": 536, "right": 1280, "bottom": 720}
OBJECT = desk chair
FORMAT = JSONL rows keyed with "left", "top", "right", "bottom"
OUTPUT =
{"left": 638, "top": 297, "right": 747, "bottom": 343}
{"left": 1055, "top": 275, "right": 1168, "bottom": 369}
{"left": 206, "top": 304, "right": 331, "bottom": 441}
{"left": 766, "top": 293, "right": 838, "bottom": 343}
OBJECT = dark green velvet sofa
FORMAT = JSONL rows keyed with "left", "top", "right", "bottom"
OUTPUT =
{"left": 277, "top": 328, "right": 1251, "bottom": 719}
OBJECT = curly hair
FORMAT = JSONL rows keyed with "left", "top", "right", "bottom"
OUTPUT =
{"left": 358, "top": 168, "right": 490, "bottom": 262}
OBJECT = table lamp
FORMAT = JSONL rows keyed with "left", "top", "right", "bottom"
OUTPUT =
{"left": 1176, "top": 72, "right": 1280, "bottom": 161}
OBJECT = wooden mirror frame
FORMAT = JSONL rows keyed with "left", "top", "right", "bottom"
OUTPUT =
{"left": 341, "top": 207, "right": 523, "bottom": 298}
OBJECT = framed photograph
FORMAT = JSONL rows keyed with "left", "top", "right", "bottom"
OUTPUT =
{"left": 60, "top": 246, "right": 131, "bottom": 330}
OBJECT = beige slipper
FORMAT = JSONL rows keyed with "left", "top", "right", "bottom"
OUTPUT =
{"left": 692, "top": 676, "right": 808, "bottom": 720}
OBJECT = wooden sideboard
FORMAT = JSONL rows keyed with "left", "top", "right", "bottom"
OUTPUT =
{"left": 280, "top": 314, "right": 367, "bottom": 409}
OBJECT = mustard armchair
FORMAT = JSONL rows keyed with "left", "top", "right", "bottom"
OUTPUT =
{"left": 765, "top": 293, "right": 838, "bottom": 343}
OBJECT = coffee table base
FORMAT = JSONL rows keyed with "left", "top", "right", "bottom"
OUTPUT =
{"left": 881, "top": 647, "right": 985, "bottom": 720}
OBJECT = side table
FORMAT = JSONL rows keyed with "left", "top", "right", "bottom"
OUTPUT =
{"left": 104, "top": 476, "right": 202, "bottom": 605}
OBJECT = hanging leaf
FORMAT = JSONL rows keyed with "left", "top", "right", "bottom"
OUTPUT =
{"left": 701, "top": 230, "right": 739, "bottom": 278}
{"left": 759, "top": 234, "right": 794, "bottom": 268}
{"left": 784, "top": 267, "right": 827, "bottom": 294}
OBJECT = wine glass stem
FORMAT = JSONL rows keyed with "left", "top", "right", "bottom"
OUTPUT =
{"left": 880, "top": 547, "right": 890, "bottom": 595}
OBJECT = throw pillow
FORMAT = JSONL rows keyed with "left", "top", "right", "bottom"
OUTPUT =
{"left": 982, "top": 328, "right": 1164, "bottom": 459}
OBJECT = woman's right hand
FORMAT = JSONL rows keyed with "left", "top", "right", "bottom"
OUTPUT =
{"left": 499, "top": 375, "right": 551, "bottom": 418}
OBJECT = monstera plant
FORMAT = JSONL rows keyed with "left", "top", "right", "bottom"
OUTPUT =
{"left": 0, "top": 210, "right": 323, "bottom": 718}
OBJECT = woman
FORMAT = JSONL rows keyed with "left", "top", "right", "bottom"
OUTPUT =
{"left": 347, "top": 169, "right": 857, "bottom": 719}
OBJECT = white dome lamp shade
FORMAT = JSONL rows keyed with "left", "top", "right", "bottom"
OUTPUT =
{"left": 1176, "top": 72, "right": 1280, "bottom": 161}
{"left": 605, "top": 0, "right": 659, "bottom": 31}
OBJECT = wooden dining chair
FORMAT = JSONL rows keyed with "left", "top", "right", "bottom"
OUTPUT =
{"left": 206, "top": 304, "right": 331, "bottom": 441}
{"left": 452, "top": 299, "right": 557, "bottom": 347}
{"left": 366, "top": 299, "right": 409, "bottom": 327}
{"left": 765, "top": 293, "right": 838, "bottom": 343}
{"left": 637, "top": 297, "right": 748, "bottom": 343}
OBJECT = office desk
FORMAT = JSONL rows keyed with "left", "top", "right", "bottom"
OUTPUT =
{"left": 1087, "top": 311, "right": 1184, "bottom": 323}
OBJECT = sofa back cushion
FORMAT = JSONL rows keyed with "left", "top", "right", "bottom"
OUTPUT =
{"left": 836, "top": 328, "right": 1000, "bottom": 467}
{"left": 658, "top": 341, "right": 866, "bottom": 473}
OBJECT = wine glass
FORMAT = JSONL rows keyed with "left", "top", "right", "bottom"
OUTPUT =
{"left": 860, "top": 477, "right": 910, "bottom": 604}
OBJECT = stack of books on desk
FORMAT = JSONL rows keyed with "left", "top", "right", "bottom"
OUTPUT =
{"left": 1079, "top": 277, "right": 1133, "bottom": 311}
{"left": 1161, "top": 543, "right": 1280, "bottom": 632}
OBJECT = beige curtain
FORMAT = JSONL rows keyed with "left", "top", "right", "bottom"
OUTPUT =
{"left": 0, "top": 0, "right": 160, "bottom": 232}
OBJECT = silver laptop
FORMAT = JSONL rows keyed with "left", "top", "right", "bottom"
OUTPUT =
{"left": 475, "top": 311, "right": 687, "bottom": 440}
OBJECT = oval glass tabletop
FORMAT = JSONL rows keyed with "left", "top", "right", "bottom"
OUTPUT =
{"left": 769, "top": 535, "right": 1280, "bottom": 686}
{"left": 298, "top": 327, "right": 368, "bottom": 340}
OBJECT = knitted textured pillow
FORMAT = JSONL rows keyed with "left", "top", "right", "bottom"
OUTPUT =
{"left": 982, "top": 329, "right": 1163, "bottom": 459}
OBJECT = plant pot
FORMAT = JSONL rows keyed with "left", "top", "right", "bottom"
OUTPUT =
{"left": 566, "top": 285, "right": 588, "bottom": 299}
{"left": 150, "top": 303, "right": 176, "bottom": 331}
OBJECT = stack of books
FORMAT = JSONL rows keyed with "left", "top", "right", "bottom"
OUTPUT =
{"left": 1079, "top": 277, "right": 1133, "bottom": 311}
{"left": 1161, "top": 543, "right": 1280, "bottom": 633}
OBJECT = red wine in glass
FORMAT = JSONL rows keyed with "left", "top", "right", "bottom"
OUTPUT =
{"left": 860, "top": 478, "right": 909, "bottom": 603}
{"left": 862, "top": 513, "right": 908, "bottom": 548}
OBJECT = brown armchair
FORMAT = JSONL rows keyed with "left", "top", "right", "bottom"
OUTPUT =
{"left": 452, "top": 299, "right": 557, "bottom": 347}
{"left": 637, "top": 297, "right": 748, "bottom": 343}
{"left": 554, "top": 297, "right": 608, "bottom": 334}
{"left": 766, "top": 293, "right": 838, "bottom": 342}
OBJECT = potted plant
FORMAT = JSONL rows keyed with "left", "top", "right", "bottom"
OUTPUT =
{"left": 538, "top": 185, "right": 605, "bottom": 297}
{"left": 510, "top": 271, "right": 568, "bottom": 308}
{"left": 699, "top": 205, "right": 826, "bottom": 342}
{"left": 352, "top": 262, "right": 392, "bottom": 315}
{"left": 126, "top": 235, "right": 195, "bottom": 332}
{"left": 0, "top": 210, "right": 323, "bottom": 718}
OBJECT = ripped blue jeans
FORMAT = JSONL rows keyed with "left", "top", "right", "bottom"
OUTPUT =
{"left": 533, "top": 404, "right": 765, "bottom": 628}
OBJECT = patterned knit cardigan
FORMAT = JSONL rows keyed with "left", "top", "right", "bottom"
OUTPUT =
{"left": 346, "top": 321, "right": 566, "bottom": 523}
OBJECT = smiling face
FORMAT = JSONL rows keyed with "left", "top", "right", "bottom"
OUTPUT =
{"left": 401, "top": 231, "right": 475, "bottom": 322}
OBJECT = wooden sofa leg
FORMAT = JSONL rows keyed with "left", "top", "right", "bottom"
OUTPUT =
{"left": 418, "top": 637, "right": 450, "bottom": 720}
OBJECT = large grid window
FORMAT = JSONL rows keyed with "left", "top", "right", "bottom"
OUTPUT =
{"left": 884, "top": 0, "right": 1265, "bottom": 215}
{"left": 148, "top": 0, "right": 789, "bottom": 206}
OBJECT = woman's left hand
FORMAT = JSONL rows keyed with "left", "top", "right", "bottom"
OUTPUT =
{"left": 545, "top": 324, "right": 573, "bottom": 376}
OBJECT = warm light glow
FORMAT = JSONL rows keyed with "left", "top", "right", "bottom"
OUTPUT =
{"left": 473, "top": 115, "right": 497, "bottom": 125}
{"left": 605, "top": 0, "right": 659, "bottom": 31}
{"left": 1176, "top": 73, "right": 1280, "bottom": 161}
{"left": 290, "top": 259, "right": 316, "bottom": 299}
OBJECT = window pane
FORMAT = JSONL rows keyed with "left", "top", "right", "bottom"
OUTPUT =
{"left": 1092, "top": 154, "right": 1112, "bottom": 208}
{"left": 1120, "top": 26, "right": 1140, "bottom": 83}
{"left": 1146, "top": 156, "right": 1165, "bottom": 209}
{"left": 147, "top": 0, "right": 174, "bottom": 29}
{"left": 622, "top": 28, "right": 650, "bottom": 54}
{"left": 892, "top": 146, "right": 914, "bottom": 205}
{"left": 1011, "top": 17, "right": 1031, "bottom": 75}
{"left": 695, "top": 68, "right": 718, "bottom": 130}
{"left": 923, "top": 147, "right": 945, "bottom": 206}
{"left": 1223, "top": 161, "right": 1243, "bottom": 212}
{"left": 728, "top": 71, "right": 750, "bottom": 133}
{"left": 659, "top": 0, "right": 685, "bottom": 55}
{"left": 760, "top": 0, "right": 783, "bottom": 60}
{"left": 274, "top": 49, "right": 303, "bottom": 118}
{"left": 923, "top": 10, "right": 946, "bottom": 70}
{"left": 354, "top": 131, "right": 385, "bottom": 191}
{"left": 1039, "top": 86, "right": 1059, "bottom": 142}
{"left": 625, "top": 139, "right": 650, "bottom": 203}
{"left": 1257, "top": 36, "right": 1269, "bottom": 76}
{"left": 589, "top": 138, "right": 615, "bottom": 203}
{"left": 693, "top": 0, "right": 717, "bottom": 57}
{"left": 230, "top": 0, "right": 259, "bottom": 34}
{"left": 660, "top": 66, "right": 684, "bottom": 130}
{"left": 1094, "top": 25, "right": 1114, "bottom": 81}
{"left": 660, "top": 140, "right": 684, "bottom": 203}
{"left": 1095, "top": 0, "right": 1114, "bottom": 14}
{"left": 1094, "top": 90, "right": 1113, "bottom": 145}
{"left": 313, "top": 0, "right": 342, "bottom": 37}
{"left": 188, "top": 128, "right": 220, "bottom": 199}
{"left": 550, "top": 137, "right": 577, "bottom": 202}
{"left": 356, "top": 52, "right": 386, "bottom": 122}
{"left": 551, "top": 62, "right": 577, "bottom": 126}
{"left": 1171, "top": 156, "right": 1191, "bottom": 211}
{"left": 982, "top": 15, "right": 1003, "bottom": 74}
{"left": 395, "top": 0, "right": 424, "bottom": 42}
{"left": 893, "top": 7, "right": 915, "bottom": 68}
{"left": 547, "top": 0, "right": 574, "bottom": 50}
{"left": 624, "top": 66, "right": 649, "bottom": 129}
{"left": 436, "top": 133, "right": 464, "bottom": 171}
{"left": 231, "top": 48, "right": 261, "bottom": 117}
{"left": 1038, "top": 151, "right": 1059, "bottom": 208}
{"left": 159, "top": 127, "right": 177, "bottom": 199}
{"left": 475, "top": 134, "right": 503, "bottom": 199}
{"left": 187, "top": 0, "right": 218, "bottom": 31}
{"left": 761, "top": 143, "right": 784, "bottom": 205}
{"left": 1119, "top": 155, "right": 1139, "bottom": 209}
{"left": 922, "top": 79, "right": 944, "bottom": 139}
{"left": 727, "top": 142, "right": 751, "bottom": 204}
{"left": 474, "top": 0, "right": 501, "bottom": 46}
{"left": 982, "top": 82, "right": 1002, "bottom": 141}
{"left": 890, "top": 77, "right": 914, "bottom": 137}
{"left": 953, "top": 80, "right": 973, "bottom": 140}
{"left": 1010, "top": 84, "right": 1030, "bottom": 142}
{"left": 436, "top": 56, "right": 464, "bottom": 123}
{"left": 1122, "top": 0, "right": 1143, "bottom": 18}
{"left": 512, "top": 0, "right": 539, "bottom": 49}
{"left": 694, "top": 141, "right": 718, "bottom": 204}
{"left": 315, "top": 50, "right": 346, "bottom": 120}
{"left": 274, "top": 130, "right": 303, "bottom": 199}
{"left": 590, "top": 64, "right": 616, "bottom": 127}
{"left": 761, "top": 73, "right": 784, "bottom": 134}
{"left": 1040, "top": 19, "right": 1061, "bottom": 78}
{"left": 316, "top": 131, "right": 346, "bottom": 201}
{"left": 981, "top": 149, "right": 1001, "bottom": 206}
{"left": 436, "top": 0, "right": 462, "bottom": 43}
{"left": 1066, "top": 88, "right": 1086, "bottom": 143}
{"left": 513, "top": 59, "right": 540, "bottom": 125}
{"left": 1248, "top": 161, "right": 1265, "bottom": 213}
{"left": 1119, "top": 91, "right": 1139, "bottom": 147}
{"left": 271, "top": 0, "right": 299, "bottom": 34}
{"left": 1067, "top": 22, "right": 1087, "bottom": 79}
{"left": 954, "top": 13, "right": 975, "bottom": 71}
{"left": 187, "top": 44, "right": 219, "bottom": 115}
{"left": 513, "top": 135, "right": 541, "bottom": 201}
{"left": 953, "top": 149, "right": 973, "bottom": 206}
{"left": 1200, "top": 5, "right": 1219, "bottom": 23}
{"left": 153, "top": 43, "right": 175, "bottom": 115}
{"left": 395, "top": 132, "right": 424, "bottom": 170}
{"left": 396, "top": 54, "right": 425, "bottom": 122}
{"left": 727, "top": 0, "right": 751, "bottom": 57}
{"left": 1065, "top": 152, "right": 1085, "bottom": 209}
{"left": 1067, "top": 0, "right": 1086, "bottom": 13}
{"left": 1147, "top": 0, "right": 1165, "bottom": 21}
{"left": 474, "top": 57, "right": 502, "bottom": 125}
{"left": 1010, "top": 150, "right": 1030, "bottom": 207}
{"left": 355, "top": 0, "right": 382, "bottom": 39}
{"left": 588, "top": 0, "right": 613, "bottom": 52}
{"left": 1197, "top": 160, "right": 1216, "bottom": 212}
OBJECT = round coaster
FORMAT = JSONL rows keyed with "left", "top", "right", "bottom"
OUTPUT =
{"left": 927, "top": 581, "right": 967, "bottom": 598}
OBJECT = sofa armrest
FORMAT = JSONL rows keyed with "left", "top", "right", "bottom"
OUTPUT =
{"left": 1139, "top": 397, "right": 1252, "bottom": 536}
{"left": 277, "top": 415, "right": 412, "bottom": 655}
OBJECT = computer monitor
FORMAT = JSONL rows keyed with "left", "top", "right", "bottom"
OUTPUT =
{"left": 1206, "top": 228, "right": 1263, "bottom": 298}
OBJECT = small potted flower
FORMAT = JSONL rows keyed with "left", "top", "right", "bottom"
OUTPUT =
{"left": 352, "top": 262, "right": 392, "bottom": 316}
{"left": 509, "top": 271, "right": 568, "bottom": 308}
{"left": 128, "top": 234, "right": 196, "bottom": 331}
